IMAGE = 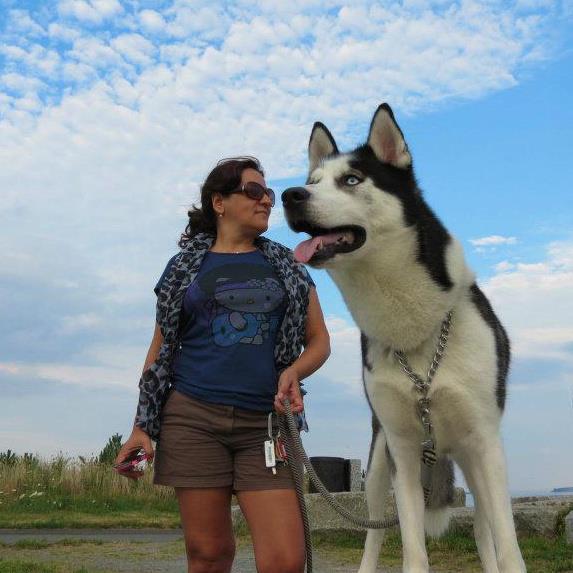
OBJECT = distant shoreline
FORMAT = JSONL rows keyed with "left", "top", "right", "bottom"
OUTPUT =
{"left": 463, "top": 488, "right": 573, "bottom": 508}
{"left": 463, "top": 488, "right": 573, "bottom": 496}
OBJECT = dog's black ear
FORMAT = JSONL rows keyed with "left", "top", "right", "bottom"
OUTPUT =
{"left": 308, "top": 122, "right": 339, "bottom": 174}
{"left": 367, "top": 104, "right": 411, "bottom": 169}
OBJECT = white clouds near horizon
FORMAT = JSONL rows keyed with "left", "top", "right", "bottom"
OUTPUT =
{"left": 483, "top": 239, "right": 573, "bottom": 365}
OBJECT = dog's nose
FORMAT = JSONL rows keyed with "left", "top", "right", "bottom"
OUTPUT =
{"left": 281, "top": 187, "right": 310, "bottom": 206}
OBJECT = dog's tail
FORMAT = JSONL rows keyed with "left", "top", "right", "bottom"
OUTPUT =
{"left": 424, "top": 456, "right": 455, "bottom": 537}
{"left": 425, "top": 506, "right": 452, "bottom": 537}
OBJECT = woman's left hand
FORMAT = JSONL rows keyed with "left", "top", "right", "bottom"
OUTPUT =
{"left": 274, "top": 367, "right": 304, "bottom": 414}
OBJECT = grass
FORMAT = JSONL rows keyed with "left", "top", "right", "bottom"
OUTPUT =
{"left": 0, "top": 538, "right": 186, "bottom": 573}
{"left": 0, "top": 561, "right": 91, "bottom": 573}
{"left": 311, "top": 530, "right": 573, "bottom": 573}
{"left": 0, "top": 531, "right": 572, "bottom": 573}
{"left": 0, "top": 454, "right": 181, "bottom": 529}
{"left": 2, "top": 453, "right": 573, "bottom": 571}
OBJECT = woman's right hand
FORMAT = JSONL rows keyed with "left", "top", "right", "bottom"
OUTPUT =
{"left": 114, "top": 427, "right": 154, "bottom": 480}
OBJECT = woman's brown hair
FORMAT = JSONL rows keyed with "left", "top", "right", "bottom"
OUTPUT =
{"left": 178, "top": 156, "right": 264, "bottom": 248}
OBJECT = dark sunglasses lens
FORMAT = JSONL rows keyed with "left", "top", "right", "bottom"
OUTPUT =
{"left": 244, "top": 183, "right": 275, "bottom": 206}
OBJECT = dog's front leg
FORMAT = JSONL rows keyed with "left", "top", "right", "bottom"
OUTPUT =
{"left": 457, "top": 455, "right": 499, "bottom": 573}
{"left": 457, "top": 436, "right": 526, "bottom": 573}
{"left": 358, "top": 429, "right": 392, "bottom": 573}
{"left": 387, "top": 434, "right": 429, "bottom": 573}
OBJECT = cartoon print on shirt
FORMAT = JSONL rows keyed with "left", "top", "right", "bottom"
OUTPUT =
{"left": 197, "top": 262, "right": 286, "bottom": 347}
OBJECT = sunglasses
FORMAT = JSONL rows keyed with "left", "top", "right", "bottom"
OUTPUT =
{"left": 230, "top": 182, "right": 275, "bottom": 207}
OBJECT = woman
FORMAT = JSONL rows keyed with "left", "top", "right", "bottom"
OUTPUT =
{"left": 115, "top": 157, "right": 331, "bottom": 573}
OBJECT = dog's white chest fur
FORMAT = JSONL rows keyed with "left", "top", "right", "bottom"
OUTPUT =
{"left": 361, "top": 299, "right": 501, "bottom": 455}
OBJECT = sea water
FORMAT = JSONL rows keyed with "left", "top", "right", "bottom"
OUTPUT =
{"left": 464, "top": 489, "right": 573, "bottom": 508}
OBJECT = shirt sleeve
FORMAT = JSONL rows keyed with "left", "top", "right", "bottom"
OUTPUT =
{"left": 153, "top": 254, "right": 178, "bottom": 296}
{"left": 298, "top": 263, "right": 316, "bottom": 288}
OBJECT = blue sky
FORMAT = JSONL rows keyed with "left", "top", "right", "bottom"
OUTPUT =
{"left": 1, "top": 0, "right": 572, "bottom": 492}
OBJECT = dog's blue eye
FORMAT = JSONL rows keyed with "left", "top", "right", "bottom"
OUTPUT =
{"left": 345, "top": 175, "right": 361, "bottom": 186}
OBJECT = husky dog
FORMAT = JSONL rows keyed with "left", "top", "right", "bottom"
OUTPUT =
{"left": 282, "top": 104, "right": 526, "bottom": 573}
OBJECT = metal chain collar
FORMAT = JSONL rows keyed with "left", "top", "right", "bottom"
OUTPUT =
{"left": 393, "top": 310, "right": 454, "bottom": 502}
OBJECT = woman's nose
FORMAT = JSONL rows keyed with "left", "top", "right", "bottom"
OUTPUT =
{"left": 260, "top": 192, "right": 272, "bottom": 206}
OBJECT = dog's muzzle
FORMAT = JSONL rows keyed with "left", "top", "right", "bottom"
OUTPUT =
{"left": 281, "top": 186, "right": 366, "bottom": 265}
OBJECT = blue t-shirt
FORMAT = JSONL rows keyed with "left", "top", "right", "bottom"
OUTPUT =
{"left": 154, "top": 249, "right": 314, "bottom": 411}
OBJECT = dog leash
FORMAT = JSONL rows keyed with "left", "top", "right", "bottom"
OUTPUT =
{"left": 277, "top": 310, "right": 453, "bottom": 573}
{"left": 278, "top": 401, "right": 400, "bottom": 573}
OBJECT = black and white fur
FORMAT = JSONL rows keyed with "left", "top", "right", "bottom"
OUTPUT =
{"left": 282, "top": 104, "right": 525, "bottom": 573}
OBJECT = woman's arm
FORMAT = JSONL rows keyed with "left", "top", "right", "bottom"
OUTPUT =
{"left": 132, "top": 321, "right": 164, "bottom": 431}
{"left": 116, "top": 321, "right": 163, "bottom": 477}
{"left": 274, "top": 286, "right": 330, "bottom": 413}
{"left": 142, "top": 322, "right": 164, "bottom": 373}
{"left": 289, "top": 286, "right": 331, "bottom": 380}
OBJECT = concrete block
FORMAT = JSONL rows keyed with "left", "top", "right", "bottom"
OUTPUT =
{"left": 347, "top": 459, "right": 362, "bottom": 492}
{"left": 234, "top": 491, "right": 572, "bottom": 538}
{"left": 450, "top": 495, "right": 573, "bottom": 538}
{"left": 452, "top": 487, "right": 466, "bottom": 508}
{"left": 232, "top": 489, "right": 467, "bottom": 534}
{"left": 304, "top": 491, "right": 393, "bottom": 531}
{"left": 565, "top": 511, "right": 573, "bottom": 544}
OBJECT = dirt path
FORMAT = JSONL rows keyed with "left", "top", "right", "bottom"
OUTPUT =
{"left": 0, "top": 528, "right": 397, "bottom": 573}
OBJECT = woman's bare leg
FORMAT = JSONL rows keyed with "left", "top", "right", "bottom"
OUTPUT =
{"left": 237, "top": 488, "right": 305, "bottom": 573}
{"left": 175, "top": 486, "right": 235, "bottom": 573}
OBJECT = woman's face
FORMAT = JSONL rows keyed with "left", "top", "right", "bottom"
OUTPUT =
{"left": 215, "top": 167, "right": 272, "bottom": 235}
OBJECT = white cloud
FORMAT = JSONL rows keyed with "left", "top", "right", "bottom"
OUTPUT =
{"left": 163, "top": 5, "right": 231, "bottom": 40}
{"left": 6, "top": 9, "right": 46, "bottom": 37}
{"left": 515, "top": 0, "right": 556, "bottom": 11}
{"left": 482, "top": 240, "right": 573, "bottom": 363}
{"left": 1, "top": 0, "right": 560, "bottom": 141}
{"left": 0, "top": 44, "right": 60, "bottom": 77}
{"left": 58, "top": 0, "right": 123, "bottom": 24}
{"left": 0, "top": 361, "right": 134, "bottom": 390}
{"left": 495, "top": 260, "right": 515, "bottom": 272}
{"left": 111, "top": 33, "right": 156, "bottom": 66}
{"left": 470, "top": 235, "right": 518, "bottom": 247}
{"left": 58, "top": 313, "right": 103, "bottom": 335}
{"left": 0, "top": 337, "right": 149, "bottom": 392}
{"left": 1, "top": 73, "right": 45, "bottom": 93}
{"left": 139, "top": 9, "right": 167, "bottom": 33}
{"left": 48, "top": 22, "right": 82, "bottom": 42}
{"left": 68, "top": 36, "right": 123, "bottom": 68}
{"left": 13, "top": 93, "right": 43, "bottom": 112}
{"left": 319, "top": 315, "right": 364, "bottom": 395}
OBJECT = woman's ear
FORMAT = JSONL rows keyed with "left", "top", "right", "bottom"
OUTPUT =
{"left": 212, "top": 192, "right": 224, "bottom": 215}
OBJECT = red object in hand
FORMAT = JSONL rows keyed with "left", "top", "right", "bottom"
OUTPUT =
{"left": 113, "top": 449, "right": 152, "bottom": 472}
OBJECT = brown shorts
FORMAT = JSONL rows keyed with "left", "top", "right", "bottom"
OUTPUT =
{"left": 153, "top": 389, "right": 295, "bottom": 491}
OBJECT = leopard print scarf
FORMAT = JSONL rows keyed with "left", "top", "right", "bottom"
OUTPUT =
{"left": 134, "top": 232, "right": 314, "bottom": 440}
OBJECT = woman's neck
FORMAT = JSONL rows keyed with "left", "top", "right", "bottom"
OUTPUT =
{"left": 209, "top": 231, "right": 258, "bottom": 253}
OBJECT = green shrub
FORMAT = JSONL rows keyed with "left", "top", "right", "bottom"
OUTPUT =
{"left": 0, "top": 449, "right": 18, "bottom": 465}
{"left": 97, "top": 433, "right": 123, "bottom": 465}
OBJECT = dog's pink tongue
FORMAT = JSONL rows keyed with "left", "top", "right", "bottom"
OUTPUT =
{"left": 294, "top": 232, "right": 344, "bottom": 263}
